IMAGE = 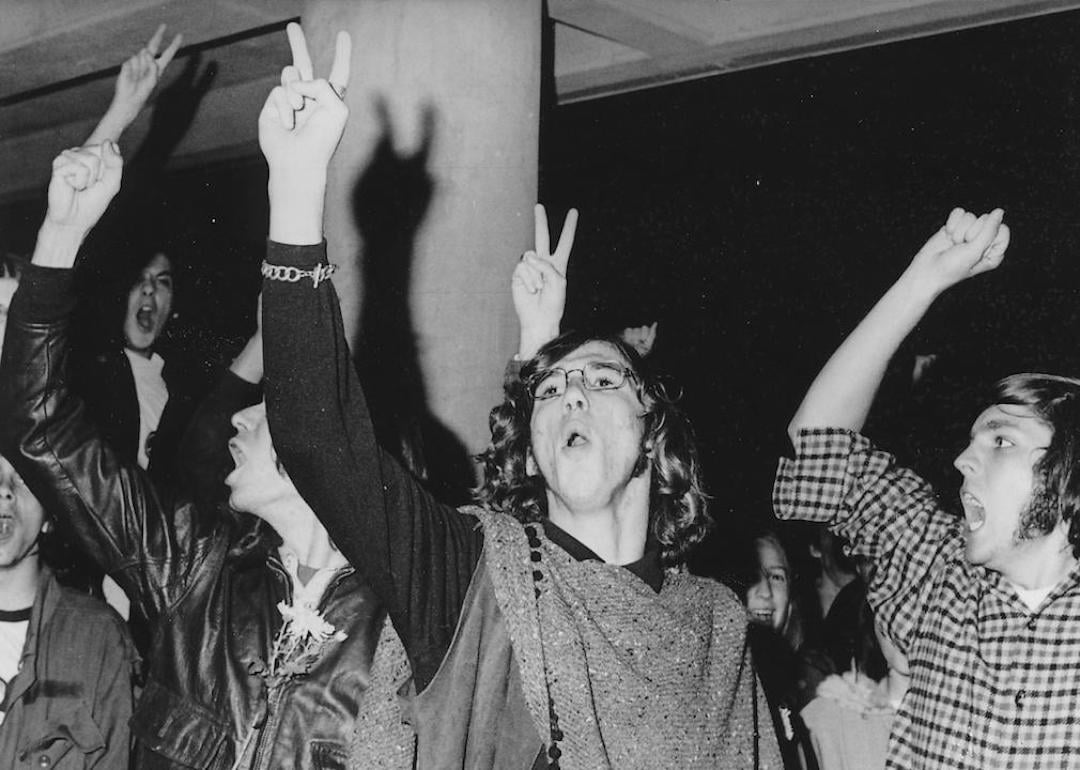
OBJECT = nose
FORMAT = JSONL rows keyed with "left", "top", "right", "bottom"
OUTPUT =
{"left": 562, "top": 371, "right": 589, "bottom": 411}
{"left": 954, "top": 444, "right": 977, "bottom": 476}
{"left": 231, "top": 408, "right": 252, "bottom": 431}
{"left": 750, "top": 576, "right": 772, "bottom": 600}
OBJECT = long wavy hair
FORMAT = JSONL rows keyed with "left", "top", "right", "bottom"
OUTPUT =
{"left": 476, "top": 330, "right": 710, "bottom": 568}
{"left": 990, "top": 373, "right": 1080, "bottom": 556}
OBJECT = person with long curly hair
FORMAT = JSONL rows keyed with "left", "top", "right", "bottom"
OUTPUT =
{"left": 258, "top": 25, "right": 780, "bottom": 769}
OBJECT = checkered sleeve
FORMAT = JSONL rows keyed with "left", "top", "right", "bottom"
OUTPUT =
{"left": 773, "top": 428, "right": 962, "bottom": 651}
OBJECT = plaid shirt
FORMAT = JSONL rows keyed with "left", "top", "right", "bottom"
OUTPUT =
{"left": 774, "top": 428, "right": 1080, "bottom": 770}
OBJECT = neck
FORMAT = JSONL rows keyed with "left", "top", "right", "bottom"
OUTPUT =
{"left": 264, "top": 499, "right": 347, "bottom": 570}
{"left": 1002, "top": 529, "right": 1077, "bottom": 590}
{"left": 546, "top": 472, "right": 650, "bottom": 565}
{"left": 0, "top": 557, "right": 40, "bottom": 611}
{"left": 816, "top": 571, "right": 853, "bottom": 616}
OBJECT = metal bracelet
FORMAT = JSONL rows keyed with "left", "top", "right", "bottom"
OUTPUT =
{"left": 261, "top": 261, "right": 337, "bottom": 288}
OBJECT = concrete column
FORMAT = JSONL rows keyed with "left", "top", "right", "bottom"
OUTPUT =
{"left": 301, "top": 0, "right": 540, "bottom": 488}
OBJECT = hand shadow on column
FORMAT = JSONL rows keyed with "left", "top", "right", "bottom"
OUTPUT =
{"left": 351, "top": 98, "right": 475, "bottom": 505}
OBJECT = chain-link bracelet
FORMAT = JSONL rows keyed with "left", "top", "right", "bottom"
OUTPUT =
{"left": 261, "top": 261, "right": 337, "bottom": 288}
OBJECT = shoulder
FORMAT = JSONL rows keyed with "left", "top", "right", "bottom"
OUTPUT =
{"left": 39, "top": 582, "right": 136, "bottom": 663}
{"left": 51, "top": 585, "right": 129, "bottom": 636}
{"left": 667, "top": 571, "right": 747, "bottom": 618}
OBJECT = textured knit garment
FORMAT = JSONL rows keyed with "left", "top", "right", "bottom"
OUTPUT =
{"left": 774, "top": 428, "right": 1080, "bottom": 769}
{"left": 481, "top": 509, "right": 771, "bottom": 769}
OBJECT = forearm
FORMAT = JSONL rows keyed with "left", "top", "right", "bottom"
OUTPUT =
{"left": 773, "top": 428, "right": 958, "bottom": 649}
{"left": 788, "top": 268, "right": 937, "bottom": 439}
{"left": 262, "top": 241, "right": 481, "bottom": 682}
{"left": 30, "top": 222, "right": 87, "bottom": 269}
{"left": 85, "top": 102, "right": 137, "bottom": 146}
{"left": 0, "top": 267, "right": 194, "bottom": 604}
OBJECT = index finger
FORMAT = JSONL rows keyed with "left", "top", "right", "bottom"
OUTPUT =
{"left": 328, "top": 31, "right": 352, "bottom": 90}
{"left": 286, "top": 23, "right": 314, "bottom": 81}
{"left": 157, "top": 32, "right": 183, "bottom": 71}
{"left": 534, "top": 204, "right": 551, "bottom": 259}
{"left": 551, "top": 208, "right": 579, "bottom": 271}
{"left": 146, "top": 24, "right": 166, "bottom": 55}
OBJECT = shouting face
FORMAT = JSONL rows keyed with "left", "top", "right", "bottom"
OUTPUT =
{"left": 123, "top": 253, "right": 174, "bottom": 356}
{"left": 528, "top": 340, "right": 647, "bottom": 517}
{"left": 954, "top": 404, "right": 1055, "bottom": 577}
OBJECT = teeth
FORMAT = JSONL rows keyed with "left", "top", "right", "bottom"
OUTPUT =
{"left": 0, "top": 518, "right": 12, "bottom": 537}
{"left": 960, "top": 492, "right": 986, "bottom": 532}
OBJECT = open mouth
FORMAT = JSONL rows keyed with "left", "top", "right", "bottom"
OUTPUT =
{"left": 748, "top": 608, "right": 774, "bottom": 625}
{"left": 0, "top": 514, "right": 14, "bottom": 539}
{"left": 135, "top": 304, "right": 156, "bottom": 333}
{"left": 561, "top": 420, "right": 591, "bottom": 450}
{"left": 565, "top": 431, "right": 588, "bottom": 448}
{"left": 960, "top": 490, "right": 986, "bottom": 532}
{"left": 225, "top": 440, "right": 245, "bottom": 481}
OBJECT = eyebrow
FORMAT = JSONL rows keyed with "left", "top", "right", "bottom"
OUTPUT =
{"left": 970, "top": 416, "right": 1029, "bottom": 439}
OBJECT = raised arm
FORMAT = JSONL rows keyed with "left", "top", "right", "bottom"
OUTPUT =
{"left": 512, "top": 203, "right": 578, "bottom": 359}
{"left": 1, "top": 144, "right": 213, "bottom": 621}
{"left": 788, "top": 207, "right": 1009, "bottom": 441}
{"left": 258, "top": 25, "right": 481, "bottom": 686}
{"left": 85, "top": 25, "right": 182, "bottom": 146}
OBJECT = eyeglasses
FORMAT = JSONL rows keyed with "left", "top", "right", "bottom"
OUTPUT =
{"left": 528, "top": 361, "right": 636, "bottom": 400}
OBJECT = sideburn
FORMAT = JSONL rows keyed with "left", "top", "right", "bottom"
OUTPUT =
{"left": 1016, "top": 482, "right": 1060, "bottom": 542}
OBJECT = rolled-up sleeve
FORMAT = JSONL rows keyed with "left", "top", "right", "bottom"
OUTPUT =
{"left": 774, "top": 428, "right": 962, "bottom": 651}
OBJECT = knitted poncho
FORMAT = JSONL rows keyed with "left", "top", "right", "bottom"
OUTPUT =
{"left": 477, "top": 508, "right": 781, "bottom": 769}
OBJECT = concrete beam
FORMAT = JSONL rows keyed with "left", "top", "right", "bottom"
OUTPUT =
{"left": 549, "top": 0, "right": 704, "bottom": 57}
{"left": 553, "top": 0, "right": 1080, "bottom": 102}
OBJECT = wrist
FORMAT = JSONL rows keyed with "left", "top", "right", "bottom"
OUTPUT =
{"left": 32, "top": 222, "right": 87, "bottom": 268}
{"left": 895, "top": 265, "right": 948, "bottom": 308}
{"left": 518, "top": 323, "right": 560, "bottom": 360}
{"left": 268, "top": 187, "right": 324, "bottom": 245}
{"left": 268, "top": 174, "right": 326, "bottom": 245}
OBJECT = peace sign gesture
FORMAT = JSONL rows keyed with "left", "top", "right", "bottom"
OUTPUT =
{"left": 513, "top": 203, "right": 579, "bottom": 359}
{"left": 260, "top": 23, "right": 351, "bottom": 243}
{"left": 114, "top": 25, "right": 183, "bottom": 119}
{"left": 259, "top": 22, "right": 352, "bottom": 179}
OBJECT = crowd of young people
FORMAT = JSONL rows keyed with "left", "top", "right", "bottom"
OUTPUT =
{"left": 1, "top": 19, "right": 1078, "bottom": 770}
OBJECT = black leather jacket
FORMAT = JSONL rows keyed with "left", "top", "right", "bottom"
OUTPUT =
{"left": 0, "top": 266, "right": 408, "bottom": 769}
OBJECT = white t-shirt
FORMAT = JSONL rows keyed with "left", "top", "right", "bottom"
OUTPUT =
{"left": 0, "top": 607, "right": 32, "bottom": 726}
{"left": 123, "top": 349, "right": 169, "bottom": 470}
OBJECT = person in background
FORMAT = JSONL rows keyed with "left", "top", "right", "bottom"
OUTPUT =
{"left": 744, "top": 529, "right": 817, "bottom": 769}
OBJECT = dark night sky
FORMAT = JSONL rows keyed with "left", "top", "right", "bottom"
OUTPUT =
{"left": 6, "top": 10, "right": 1080, "bottom": 571}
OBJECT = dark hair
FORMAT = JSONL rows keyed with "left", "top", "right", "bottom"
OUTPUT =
{"left": 989, "top": 373, "right": 1080, "bottom": 556}
{"left": 475, "top": 330, "right": 710, "bottom": 568}
{"left": 0, "top": 251, "right": 27, "bottom": 280}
